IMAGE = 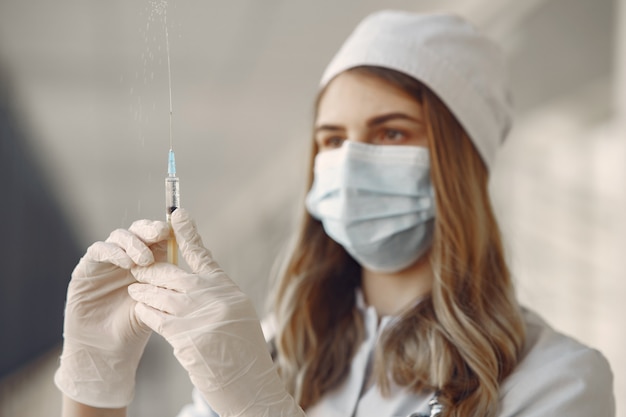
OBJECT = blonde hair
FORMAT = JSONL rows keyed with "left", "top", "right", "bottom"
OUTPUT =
{"left": 271, "top": 66, "right": 526, "bottom": 417}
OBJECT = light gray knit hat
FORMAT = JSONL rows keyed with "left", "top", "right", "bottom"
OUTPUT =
{"left": 320, "top": 10, "right": 513, "bottom": 169}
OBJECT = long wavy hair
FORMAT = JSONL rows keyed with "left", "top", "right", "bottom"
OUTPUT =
{"left": 270, "top": 66, "right": 526, "bottom": 417}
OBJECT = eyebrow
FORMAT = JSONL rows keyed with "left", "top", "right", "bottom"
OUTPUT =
{"left": 366, "top": 112, "right": 422, "bottom": 127}
{"left": 314, "top": 112, "right": 422, "bottom": 133}
{"left": 314, "top": 124, "right": 343, "bottom": 134}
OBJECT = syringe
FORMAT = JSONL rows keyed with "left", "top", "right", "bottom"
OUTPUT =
{"left": 165, "top": 148, "right": 180, "bottom": 265}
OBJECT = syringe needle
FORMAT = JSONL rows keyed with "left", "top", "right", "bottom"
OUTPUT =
{"left": 165, "top": 148, "right": 180, "bottom": 265}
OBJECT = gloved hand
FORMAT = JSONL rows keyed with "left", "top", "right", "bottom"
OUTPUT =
{"left": 55, "top": 219, "right": 170, "bottom": 408}
{"left": 128, "top": 209, "right": 305, "bottom": 417}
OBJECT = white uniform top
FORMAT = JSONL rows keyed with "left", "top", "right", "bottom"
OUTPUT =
{"left": 176, "top": 300, "right": 615, "bottom": 417}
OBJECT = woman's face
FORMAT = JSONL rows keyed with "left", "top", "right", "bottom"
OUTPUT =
{"left": 314, "top": 70, "right": 428, "bottom": 152}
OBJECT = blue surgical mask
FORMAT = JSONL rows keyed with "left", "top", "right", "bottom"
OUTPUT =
{"left": 305, "top": 141, "right": 435, "bottom": 273}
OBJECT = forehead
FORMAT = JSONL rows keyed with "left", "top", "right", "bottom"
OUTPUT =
{"left": 316, "top": 70, "right": 423, "bottom": 124}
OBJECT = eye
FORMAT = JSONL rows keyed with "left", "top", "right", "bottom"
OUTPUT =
{"left": 320, "top": 135, "right": 345, "bottom": 150}
{"left": 381, "top": 129, "right": 406, "bottom": 143}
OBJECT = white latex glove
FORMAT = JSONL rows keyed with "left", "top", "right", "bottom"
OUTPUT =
{"left": 128, "top": 209, "right": 305, "bottom": 417}
{"left": 55, "top": 220, "right": 170, "bottom": 408}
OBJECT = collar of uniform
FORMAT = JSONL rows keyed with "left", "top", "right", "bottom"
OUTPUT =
{"left": 355, "top": 287, "right": 425, "bottom": 333}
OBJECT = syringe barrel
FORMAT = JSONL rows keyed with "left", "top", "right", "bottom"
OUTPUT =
{"left": 165, "top": 175, "right": 180, "bottom": 220}
{"left": 165, "top": 175, "right": 180, "bottom": 265}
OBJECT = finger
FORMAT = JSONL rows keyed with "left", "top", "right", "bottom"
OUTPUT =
{"left": 150, "top": 240, "right": 168, "bottom": 263}
{"left": 129, "top": 219, "right": 170, "bottom": 245}
{"left": 105, "top": 229, "right": 154, "bottom": 266}
{"left": 171, "top": 208, "right": 219, "bottom": 275}
{"left": 128, "top": 283, "right": 178, "bottom": 315}
{"left": 134, "top": 301, "right": 168, "bottom": 335}
{"left": 131, "top": 262, "right": 200, "bottom": 291}
{"left": 84, "top": 241, "right": 134, "bottom": 270}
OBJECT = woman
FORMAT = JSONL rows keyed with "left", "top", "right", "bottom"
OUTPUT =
{"left": 55, "top": 10, "right": 614, "bottom": 417}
